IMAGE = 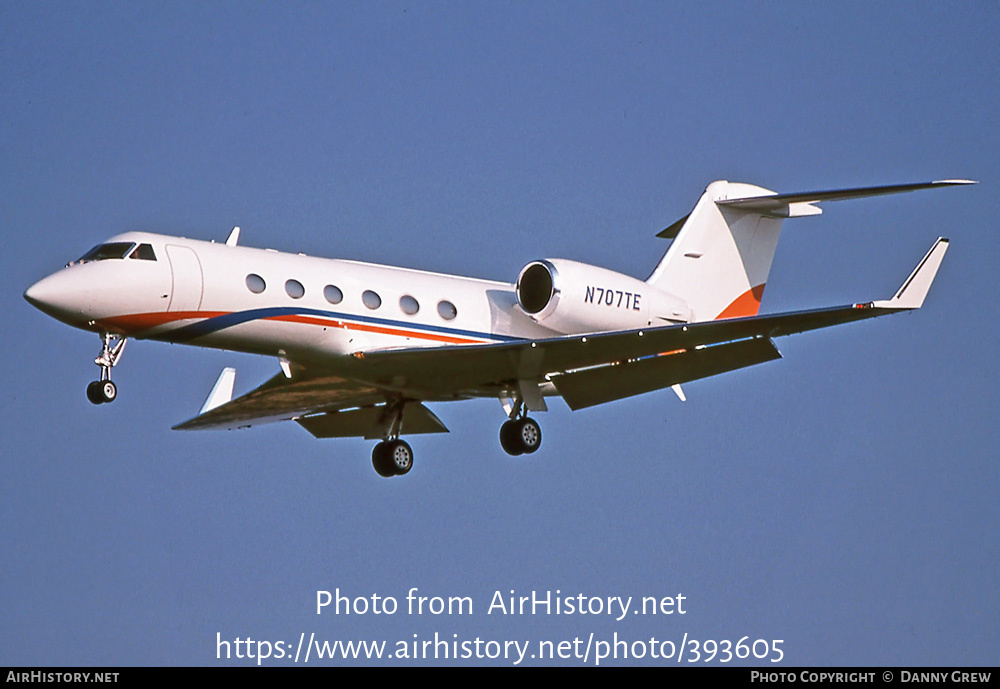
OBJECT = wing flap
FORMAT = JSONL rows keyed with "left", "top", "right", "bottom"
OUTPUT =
{"left": 296, "top": 402, "right": 449, "bottom": 439}
{"left": 552, "top": 338, "right": 781, "bottom": 410}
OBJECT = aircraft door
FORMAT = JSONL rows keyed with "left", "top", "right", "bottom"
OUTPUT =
{"left": 165, "top": 245, "right": 204, "bottom": 312}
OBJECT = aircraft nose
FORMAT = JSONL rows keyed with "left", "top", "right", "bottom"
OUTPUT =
{"left": 24, "top": 274, "right": 58, "bottom": 310}
{"left": 24, "top": 270, "right": 85, "bottom": 324}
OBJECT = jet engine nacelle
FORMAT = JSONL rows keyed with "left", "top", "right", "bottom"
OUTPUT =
{"left": 515, "top": 259, "right": 691, "bottom": 334}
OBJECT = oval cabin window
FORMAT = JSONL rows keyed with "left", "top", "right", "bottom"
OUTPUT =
{"left": 399, "top": 295, "right": 420, "bottom": 315}
{"left": 246, "top": 274, "right": 266, "bottom": 294}
{"left": 437, "top": 300, "right": 457, "bottom": 320}
{"left": 324, "top": 285, "right": 343, "bottom": 304}
{"left": 362, "top": 290, "right": 382, "bottom": 310}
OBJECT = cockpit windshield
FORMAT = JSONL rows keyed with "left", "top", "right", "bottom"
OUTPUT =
{"left": 72, "top": 242, "right": 157, "bottom": 265}
{"left": 77, "top": 242, "right": 135, "bottom": 263}
{"left": 129, "top": 243, "right": 156, "bottom": 261}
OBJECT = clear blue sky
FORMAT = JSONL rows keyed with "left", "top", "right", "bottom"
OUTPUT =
{"left": 2, "top": 1, "right": 997, "bottom": 666}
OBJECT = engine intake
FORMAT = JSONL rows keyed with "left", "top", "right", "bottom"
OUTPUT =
{"left": 515, "top": 259, "right": 690, "bottom": 335}
{"left": 517, "top": 261, "right": 557, "bottom": 314}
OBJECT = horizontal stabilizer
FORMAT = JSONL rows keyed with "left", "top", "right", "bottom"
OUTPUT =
{"left": 717, "top": 180, "right": 976, "bottom": 215}
{"left": 297, "top": 402, "right": 449, "bottom": 439}
{"left": 552, "top": 338, "right": 781, "bottom": 410}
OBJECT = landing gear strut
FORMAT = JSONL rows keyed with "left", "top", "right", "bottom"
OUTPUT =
{"left": 371, "top": 399, "right": 414, "bottom": 478}
{"left": 86, "top": 333, "right": 126, "bottom": 405}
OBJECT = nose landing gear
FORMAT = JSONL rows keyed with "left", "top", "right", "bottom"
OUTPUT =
{"left": 86, "top": 333, "right": 126, "bottom": 405}
{"left": 86, "top": 379, "right": 117, "bottom": 404}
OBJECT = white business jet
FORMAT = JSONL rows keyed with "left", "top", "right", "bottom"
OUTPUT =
{"left": 24, "top": 179, "right": 972, "bottom": 477}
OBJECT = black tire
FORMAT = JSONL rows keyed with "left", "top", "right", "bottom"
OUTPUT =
{"left": 386, "top": 439, "right": 413, "bottom": 475}
{"left": 86, "top": 381, "right": 104, "bottom": 405}
{"left": 516, "top": 417, "right": 542, "bottom": 454}
{"left": 372, "top": 442, "right": 396, "bottom": 478}
{"left": 499, "top": 420, "right": 524, "bottom": 456}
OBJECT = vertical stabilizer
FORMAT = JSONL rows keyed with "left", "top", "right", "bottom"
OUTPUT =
{"left": 645, "top": 179, "right": 973, "bottom": 323}
{"left": 647, "top": 181, "right": 785, "bottom": 322}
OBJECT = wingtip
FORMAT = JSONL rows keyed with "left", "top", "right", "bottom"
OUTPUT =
{"left": 199, "top": 367, "right": 237, "bottom": 414}
{"left": 932, "top": 179, "right": 978, "bottom": 186}
{"left": 872, "top": 238, "right": 949, "bottom": 310}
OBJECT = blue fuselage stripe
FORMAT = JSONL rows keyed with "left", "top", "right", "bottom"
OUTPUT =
{"left": 162, "top": 307, "right": 522, "bottom": 343}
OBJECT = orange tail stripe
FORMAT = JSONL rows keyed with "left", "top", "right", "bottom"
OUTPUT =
{"left": 715, "top": 284, "right": 766, "bottom": 320}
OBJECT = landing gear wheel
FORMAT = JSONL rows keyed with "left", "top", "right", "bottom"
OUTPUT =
{"left": 372, "top": 439, "right": 414, "bottom": 477}
{"left": 515, "top": 417, "right": 542, "bottom": 454}
{"left": 86, "top": 381, "right": 104, "bottom": 405}
{"left": 386, "top": 439, "right": 413, "bottom": 475}
{"left": 99, "top": 380, "right": 117, "bottom": 404}
{"left": 86, "top": 380, "right": 117, "bottom": 404}
{"left": 499, "top": 420, "right": 524, "bottom": 456}
{"left": 372, "top": 443, "right": 395, "bottom": 478}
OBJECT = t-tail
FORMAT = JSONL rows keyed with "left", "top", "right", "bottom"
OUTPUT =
{"left": 646, "top": 179, "right": 975, "bottom": 323}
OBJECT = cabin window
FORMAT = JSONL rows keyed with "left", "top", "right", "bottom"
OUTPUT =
{"left": 246, "top": 274, "right": 266, "bottom": 294}
{"left": 324, "top": 285, "right": 343, "bottom": 304}
{"left": 128, "top": 244, "right": 157, "bottom": 261}
{"left": 437, "top": 300, "right": 457, "bottom": 320}
{"left": 77, "top": 242, "right": 135, "bottom": 263}
{"left": 399, "top": 295, "right": 419, "bottom": 315}
{"left": 285, "top": 279, "right": 305, "bottom": 299}
{"left": 362, "top": 290, "right": 382, "bottom": 310}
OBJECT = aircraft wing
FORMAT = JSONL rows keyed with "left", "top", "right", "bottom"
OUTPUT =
{"left": 348, "top": 237, "right": 948, "bottom": 396}
{"left": 175, "top": 238, "right": 947, "bottom": 432}
{"left": 349, "top": 300, "right": 910, "bottom": 394}
{"left": 172, "top": 367, "right": 450, "bottom": 438}
{"left": 172, "top": 371, "right": 386, "bottom": 431}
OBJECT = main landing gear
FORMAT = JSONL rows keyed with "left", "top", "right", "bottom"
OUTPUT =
{"left": 497, "top": 390, "right": 543, "bottom": 456}
{"left": 371, "top": 439, "right": 414, "bottom": 478}
{"left": 368, "top": 397, "right": 545, "bottom": 477}
{"left": 86, "top": 333, "right": 126, "bottom": 405}
{"left": 371, "top": 399, "right": 414, "bottom": 478}
{"left": 499, "top": 416, "right": 542, "bottom": 456}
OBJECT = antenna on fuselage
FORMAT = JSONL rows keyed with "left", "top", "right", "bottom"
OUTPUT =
{"left": 226, "top": 226, "right": 241, "bottom": 247}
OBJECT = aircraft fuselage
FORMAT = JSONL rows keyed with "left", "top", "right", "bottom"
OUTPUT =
{"left": 25, "top": 232, "right": 559, "bottom": 368}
